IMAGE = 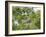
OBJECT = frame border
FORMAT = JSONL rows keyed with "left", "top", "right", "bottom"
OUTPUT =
{"left": 5, "top": 1, "right": 45, "bottom": 36}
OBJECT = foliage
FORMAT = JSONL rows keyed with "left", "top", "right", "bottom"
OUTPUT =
{"left": 12, "top": 7, "right": 40, "bottom": 30}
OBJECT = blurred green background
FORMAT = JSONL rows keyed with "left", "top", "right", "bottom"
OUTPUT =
{"left": 12, "top": 6, "right": 41, "bottom": 31}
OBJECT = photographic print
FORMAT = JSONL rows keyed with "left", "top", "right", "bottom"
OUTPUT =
{"left": 12, "top": 6, "right": 40, "bottom": 30}
{"left": 5, "top": 1, "right": 45, "bottom": 36}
